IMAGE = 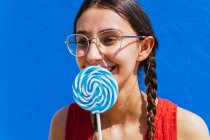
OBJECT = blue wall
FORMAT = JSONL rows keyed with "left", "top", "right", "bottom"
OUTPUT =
{"left": 0, "top": 0, "right": 209, "bottom": 139}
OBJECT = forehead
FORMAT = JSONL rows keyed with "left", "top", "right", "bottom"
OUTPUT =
{"left": 76, "top": 7, "right": 135, "bottom": 35}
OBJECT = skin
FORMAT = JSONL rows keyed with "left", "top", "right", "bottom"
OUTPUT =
{"left": 49, "top": 7, "right": 209, "bottom": 140}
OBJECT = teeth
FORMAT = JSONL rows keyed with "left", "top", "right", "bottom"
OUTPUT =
{"left": 101, "top": 66, "right": 112, "bottom": 71}
{"left": 83, "top": 65, "right": 115, "bottom": 72}
{"left": 106, "top": 66, "right": 115, "bottom": 72}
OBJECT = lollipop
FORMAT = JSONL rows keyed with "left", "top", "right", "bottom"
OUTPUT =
{"left": 72, "top": 66, "right": 119, "bottom": 140}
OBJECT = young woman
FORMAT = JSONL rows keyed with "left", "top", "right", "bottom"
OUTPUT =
{"left": 49, "top": 0, "right": 209, "bottom": 140}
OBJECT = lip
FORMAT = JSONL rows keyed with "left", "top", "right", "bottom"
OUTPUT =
{"left": 102, "top": 65, "right": 116, "bottom": 73}
{"left": 83, "top": 65, "right": 116, "bottom": 73}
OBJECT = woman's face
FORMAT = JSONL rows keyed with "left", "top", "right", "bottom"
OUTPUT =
{"left": 75, "top": 7, "right": 142, "bottom": 89}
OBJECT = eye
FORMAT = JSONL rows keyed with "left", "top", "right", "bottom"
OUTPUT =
{"left": 101, "top": 37, "right": 118, "bottom": 46}
{"left": 77, "top": 39, "right": 88, "bottom": 46}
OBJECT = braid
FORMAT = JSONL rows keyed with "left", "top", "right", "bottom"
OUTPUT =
{"left": 144, "top": 51, "right": 157, "bottom": 140}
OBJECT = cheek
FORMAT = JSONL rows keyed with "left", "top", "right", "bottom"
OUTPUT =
{"left": 113, "top": 51, "right": 138, "bottom": 76}
{"left": 120, "top": 41, "right": 139, "bottom": 57}
{"left": 76, "top": 57, "right": 85, "bottom": 69}
{"left": 114, "top": 46, "right": 139, "bottom": 78}
{"left": 114, "top": 45, "right": 139, "bottom": 66}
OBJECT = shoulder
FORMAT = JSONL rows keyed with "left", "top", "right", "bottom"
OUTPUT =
{"left": 177, "top": 107, "right": 209, "bottom": 140}
{"left": 48, "top": 105, "right": 70, "bottom": 140}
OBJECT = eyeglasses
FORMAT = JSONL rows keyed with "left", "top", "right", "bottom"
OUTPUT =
{"left": 64, "top": 29, "right": 145, "bottom": 57}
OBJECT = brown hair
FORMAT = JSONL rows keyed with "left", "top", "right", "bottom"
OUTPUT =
{"left": 74, "top": 0, "right": 158, "bottom": 139}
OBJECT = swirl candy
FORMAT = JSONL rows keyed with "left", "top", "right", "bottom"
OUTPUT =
{"left": 72, "top": 66, "right": 119, "bottom": 114}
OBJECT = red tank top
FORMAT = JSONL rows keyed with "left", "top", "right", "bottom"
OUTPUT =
{"left": 65, "top": 98, "right": 177, "bottom": 140}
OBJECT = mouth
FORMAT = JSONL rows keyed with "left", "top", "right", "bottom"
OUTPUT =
{"left": 103, "top": 65, "right": 117, "bottom": 73}
{"left": 83, "top": 65, "right": 117, "bottom": 73}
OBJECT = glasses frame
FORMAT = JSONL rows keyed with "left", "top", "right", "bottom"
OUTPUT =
{"left": 64, "top": 29, "right": 146, "bottom": 57}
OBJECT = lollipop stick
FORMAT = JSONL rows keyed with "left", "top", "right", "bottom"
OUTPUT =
{"left": 96, "top": 113, "right": 102, "bottom": 140}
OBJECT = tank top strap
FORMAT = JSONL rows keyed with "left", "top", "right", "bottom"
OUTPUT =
{"left": 65, "top": 103, "right": 93, "bottom": 140}
{"left": 153, "top": 98, "right": 177, "bottom": 140}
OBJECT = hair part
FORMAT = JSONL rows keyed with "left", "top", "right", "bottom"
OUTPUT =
{"left": 74, "top": 0, "right": 158, "bottom": 139}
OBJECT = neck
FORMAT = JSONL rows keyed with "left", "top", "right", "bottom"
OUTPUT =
{"left": 101, "top": 75, "right": 147, "bottom": 125}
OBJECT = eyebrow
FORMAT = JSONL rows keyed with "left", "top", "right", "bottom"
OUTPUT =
{"left": 75, "top": 30, "right": 88, "bottom": 35}
{"left": 76, "top": 28, "right": 122, "bottom": 35}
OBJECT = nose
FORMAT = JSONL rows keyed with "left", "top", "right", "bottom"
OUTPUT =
{"left": 86, "top": 41, "right": 104, "bottom": 64}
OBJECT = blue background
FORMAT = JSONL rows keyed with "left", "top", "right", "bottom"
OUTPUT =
{"left": 0, "top": 0, "right": 209, "bottom": 139}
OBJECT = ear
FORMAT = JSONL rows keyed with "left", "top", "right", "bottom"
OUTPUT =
{"left": 137, "top": 36, "right": 155, "bottom": 61}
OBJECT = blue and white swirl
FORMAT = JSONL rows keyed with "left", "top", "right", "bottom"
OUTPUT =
{"left": 72, "top": 66, "right": 118, "bottom": 114}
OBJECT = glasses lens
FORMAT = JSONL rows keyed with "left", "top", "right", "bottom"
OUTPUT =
{"left": 66, "top": 34, "right": 88, "bottom": 57}
{"left": 98, "top": 30, "right": 122, "bottom": 54}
